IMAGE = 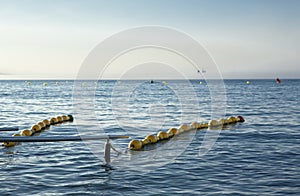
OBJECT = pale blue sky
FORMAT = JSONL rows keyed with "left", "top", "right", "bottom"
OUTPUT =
{"left": 0, "top": 0, "right": 299, "bottom": 79}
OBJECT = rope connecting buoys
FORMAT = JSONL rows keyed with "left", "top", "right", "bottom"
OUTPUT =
{"left": 2, "top": 114, "right": 74, "bottom": 148}
{"left": 128, "top": 115, "right": 245, "bottom": 150}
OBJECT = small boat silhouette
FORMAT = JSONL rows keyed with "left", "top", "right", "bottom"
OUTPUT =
{"left": 276, "top": 78, "right": 281, "bottom": 84}
{"left": 197, "top": 69, "right": 206, "bottom": 74}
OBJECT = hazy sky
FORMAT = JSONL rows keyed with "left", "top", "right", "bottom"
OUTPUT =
{"left": 0, "top": 0, "right": 299, "bottom": 79}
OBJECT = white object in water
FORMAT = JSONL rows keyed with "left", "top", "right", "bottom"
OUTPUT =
{"left": 104, "top": 138, "right": 120, "bottom": 165}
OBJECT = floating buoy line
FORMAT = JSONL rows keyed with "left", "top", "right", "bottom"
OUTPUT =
{"left": 128, "top": 115, "right": 245, "bottom": 151}
{"left": 2, "top": 114, "right": 244, "bottom": 149}
{"left": 1, "top": 115, "right": 74, "bottom": 147}
{"left": 1, "top": 113, "right": 245, "bottom": 166}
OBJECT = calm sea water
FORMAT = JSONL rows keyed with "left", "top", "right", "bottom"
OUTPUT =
{"left": 0, "top": 79, "right": 299, "bottom": 195}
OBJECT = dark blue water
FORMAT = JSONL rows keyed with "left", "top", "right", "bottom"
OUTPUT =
{"left": 0, "top": 80, "right": 299, "bottom": 195}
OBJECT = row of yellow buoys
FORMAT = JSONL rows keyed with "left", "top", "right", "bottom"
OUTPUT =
{"left": 25, "top": 81, "right": 70, "bottom": 86}
{"left": 2, "top": 115, "right": 73, "bottom": 147}
{"left": 128, "top": 115, "right": 245, "bottom": 150}
{"left": 26, "top": 81, "right": 99, "bottom": 87}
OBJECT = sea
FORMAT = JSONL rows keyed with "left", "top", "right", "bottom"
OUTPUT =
{"left": 0, "top": 79, "right": 299, "bottom": 195}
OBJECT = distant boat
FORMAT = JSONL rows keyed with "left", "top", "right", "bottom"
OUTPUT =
{"left": 276, "top": 78, "right": 281, "bottom": 84}
{"left": 197, "top": 69, "right": 206, "bottom": 74}
{"left": 150, "top": 80, "right": 154, "bottom": 84}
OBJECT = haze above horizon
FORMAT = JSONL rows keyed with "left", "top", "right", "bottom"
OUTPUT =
{"left": 0, "top": 0, "right": 299, "bottom": 79}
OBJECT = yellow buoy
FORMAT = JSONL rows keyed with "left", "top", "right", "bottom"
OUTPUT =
{"left": 190, "top": 122, "right": 200, "bottom": 129}
{"left": 141, "top": 139, "right": 150, "bottom": 146}
{"left": 157, "top": 131, "right": 169, "bottom": 140}
{"left": 145, "top": 134, "right": 158, "bottom": 144}
{"left": 208, "top": 119, "right": 219, "bottom": 127}
{"left": 128, "top": 140, "right": 143, "bottom": 150}
{"left": 56, "top": 116, "right": 63, "bottom": 123}
{"left": 50, "top": 117, "right": 58, "bottom": 124}
{"left": 3, "top": 133, "right": 20, "bottom": 147}
{"left": 246, "top": 81, "right": 250, "bottom": 85}
{"left": 178, "top": 124, "right": 189, "bottom": 134}
{"left": 62, "top": 115, "right": 69, "bottom": 121}
{"left": 31, "top": 124, "right": 42, "bottom": 132}
{"left": 3, "top": 141, "right": 15, "bottom": 147}
{"left": 21, "top": 129, "right": 32, "bottom": 136}
{"left": 227, "top": 116, "right": 236, "bottom": 124}
{"left": 43, "top": 82, "right": 48, "bottom": 86}
{"left": 38, "top": 121, "right": 46, "bottom": 129}
{"left": 42, "top": 119, "right": 51, "bottom": 126}
{"left": 167, "top": 128, "right": 177, "bottom": 137}
{"left": 27, "top": 81, "right": 31, "bottom": 85}
{"left": 56, "top": 81, "right": 60, "bottom": 85}
{"left": 218, "top": 118, "right": 226, "bottom": 126}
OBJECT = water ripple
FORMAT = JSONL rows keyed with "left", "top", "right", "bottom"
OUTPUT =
{"left": 0, "top": 80, "right": 299, "bottom": 195}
